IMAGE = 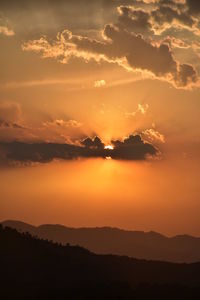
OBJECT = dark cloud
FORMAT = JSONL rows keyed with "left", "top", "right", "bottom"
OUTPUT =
{"left": 153, "top": 0, "right": 200, "bottom": 16}
{"left": 151, "top": 5, "right": 195, "bottom": 28}
{"left": 73, "top": 24, "right": 197, "bottom": 87}
{"left": 23, "top": 0, "right": 198, "bottom": 88}
{"left": 116, "top": 2, "right": 197, "bottom": 36}
{"left": 176, "top": 63, "right": 198, "bottom": 87}
{"left": 117, "top": 6, "right": 153, "bottom": 35}
{"left": 0, "top": 134, "right": 158, "bottom": 164}
{"left": 81, "top": 136, "right": 104, "bottom": 149}
{"left": 1, "top": 0, "right": 199, "bottom": 37}
{"left": 111, "top": 134, "right": 157, "bottom": 160}
{"left": 187, "top": 0, "right": 200, "bottom": 15}
{"left": 117, "top": 3, "right": 195, "bottom": 36}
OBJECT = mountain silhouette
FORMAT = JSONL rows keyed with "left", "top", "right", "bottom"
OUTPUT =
{"left": 2, "top": 220, "right": 200, "bottom": 263}
{"left": 1, "top": 224, "right": 200, "bottom": 299}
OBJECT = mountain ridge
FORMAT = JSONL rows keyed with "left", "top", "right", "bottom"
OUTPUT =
{"left": 2, "top": 219, "right": 190, "bottom": 238}
{"left": 1, "top": 225, "right": 200, "bottom": 299}
{"left": 2, "top": 219, "right": 200, "bottom": 263}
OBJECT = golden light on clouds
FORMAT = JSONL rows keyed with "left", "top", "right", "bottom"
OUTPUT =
{"left": 0, "top": 25, "right": 15, "bottom": 36}
{"left": 94, "top": 79, "right": 106, "bottom": 88}
{"left": 0, "top": 0, "right": 200, "bottom": 236}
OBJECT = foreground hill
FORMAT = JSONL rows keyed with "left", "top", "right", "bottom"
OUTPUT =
{"left": 2, "top": 220, "right": 200, "bottom": 263}
{"left": 1, "top": 225, "right": 200, "bottom": 299}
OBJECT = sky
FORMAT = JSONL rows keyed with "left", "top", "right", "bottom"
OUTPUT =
{"left": 0, "top": 0, "right": 200, "bottom": 236}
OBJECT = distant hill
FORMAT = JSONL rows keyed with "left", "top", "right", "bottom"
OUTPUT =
{"left": 1, "top": 225, "right": 200, "bottom": 299}
{"left": 2, "top": 220, "right": 200, "bottom": 263}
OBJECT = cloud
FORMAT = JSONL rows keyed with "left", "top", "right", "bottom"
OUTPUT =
{"left": 0, "top": 102, "right": 25, "bottom": 129}
{"left": 138, "top": 103, "right": 149, "bottom": 114}
{"left": 142, "top": 128, "right": 165, "bottom": 143}
{"left": 81, "top": 136, "right": 105, "bottom": 149}
{"left": 111, "top": 134, "right": 157, "bottom": 160}
{"left": 126, "top": 103, "right": 149, "bottom": 117}
{"left": 0, "top": 25, "right": 14, "bottom": 36}
{"left": 94, "top": 79, "right": 106, "bottom": 88}
{"left": 0, "top": 120, "right": 25, "bottom": 129}
{"left": 176, "top": 63, "right": 197, "bottom": 86}
{"left": 43, "top": 119, "right": 82, "bottom": 128}
{"left": 22, "top": 4, "right": 198, "bottom": 88}
{"left": 117, "top": 6, "right": 153, "bottom": 35}
{"left": 0, "top": 0, "right": 139, "bottom": 12}
{"left": 162, "top": 37, "right": 190, "bottom": 50}
{"left": 0, "top": 134, "right": 158, "bottom": 164}
{"left": 150, "top": 3, "right": 197, "bottom": 34}
{"left": 0, "top": 105, "right": 85, "bottom": 144}
{"left": 187, "top": 0, "right": 200, "bottom": 15}
{"left": 114, "top": 1, "right": 200, "bottom": 39}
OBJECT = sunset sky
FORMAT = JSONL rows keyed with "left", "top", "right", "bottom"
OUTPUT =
{"left": 0, "top": 0, "right": 200, "bottom": 236}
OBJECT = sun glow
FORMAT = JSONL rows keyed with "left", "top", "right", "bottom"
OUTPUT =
{"left": 104, "top": 145, "right": 114, "bottom": 150}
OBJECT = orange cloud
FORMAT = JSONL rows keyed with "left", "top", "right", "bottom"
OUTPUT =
{"left": 22, "top": 3, "right": 199, "bottom": 89}
{"left": 143, "top": 128, "right": 165, "bottom": 144}
{"left": 0, "top": 25, "right": 14, "bottom": 36}
{"left": 43, "top": 119, "right": 82, "bottom": 128}
{"left": 94, "top": 80, "right": 106, "bottom": 88}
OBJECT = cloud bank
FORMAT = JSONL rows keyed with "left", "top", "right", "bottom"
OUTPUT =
{"left": 22, "top": 0, "right": 200, "bottom": 88}
{"left": 0, "top": 134, "right": 157, "bottom": 165}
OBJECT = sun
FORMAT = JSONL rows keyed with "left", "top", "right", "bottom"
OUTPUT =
{"left": 104, "top": 145, "right": 114, "bottom": 150}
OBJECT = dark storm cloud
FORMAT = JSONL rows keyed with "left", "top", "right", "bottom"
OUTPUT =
{"left": 0, "top": 135, "right": 157, "bottom": 164}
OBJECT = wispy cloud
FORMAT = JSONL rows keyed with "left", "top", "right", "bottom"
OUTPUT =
{"left": 94, "top": 80, "right": 106, "bottom": 88}
{"left": 43, "top": 119, "right": 82, "bottom": 128}
{"left": 0, "top": 25, "right": 14, "bottom": 36}
{"left": 143, "top": 128, "right": 165, "bottom": 144}
{"left": 126, "top": 103, "right": 149, "bottom": 117}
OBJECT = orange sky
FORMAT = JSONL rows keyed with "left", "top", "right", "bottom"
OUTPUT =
{"left": 1, "top": 157, "right": 200, "bottom": 236}
{"left": 0, "top": 0, "right": 200, "bottom": 235}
